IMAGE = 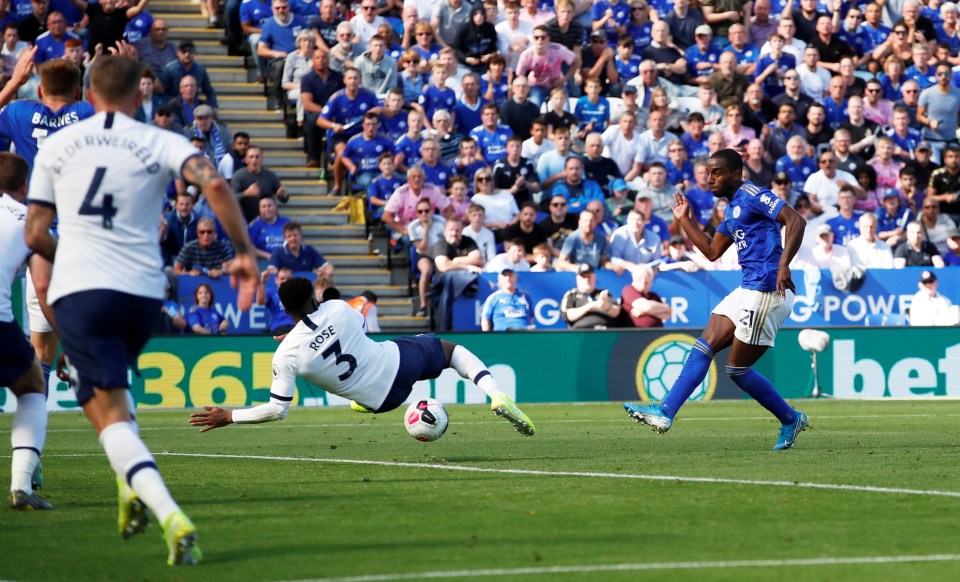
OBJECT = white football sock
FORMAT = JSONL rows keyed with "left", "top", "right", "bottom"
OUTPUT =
{"left": 449, "top": 345, "right": 505, "bottom": 399}
{"left": 99, "top": 422, "right": 179, "bottom": 523}
{"left": 10, "top": 393, "right": 47, "bottom": 493}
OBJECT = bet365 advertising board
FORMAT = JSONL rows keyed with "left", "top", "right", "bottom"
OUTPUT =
{"left": 4, "top": 328, "right": 958, "bottom": 412}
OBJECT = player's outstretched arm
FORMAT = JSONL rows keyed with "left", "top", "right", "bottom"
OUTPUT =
{"left": 672, "top": 192, "right": 732, "bottom": 261}
{"left": 0, "top": 46, "right": 37, "bottom": 109}
{"left": 775, "top": 203, "right": 806, "bottom": 299}
{"left": 182, "top": 155, "right": 259, "bottom": 310}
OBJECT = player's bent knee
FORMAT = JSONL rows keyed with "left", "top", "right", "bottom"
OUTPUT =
{"left": 726, "top": 365, "right": 750, "bottom": 377}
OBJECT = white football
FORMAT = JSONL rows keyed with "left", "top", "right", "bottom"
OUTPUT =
{"left": 404, "top": 398, "right": 449, "bottom": 442}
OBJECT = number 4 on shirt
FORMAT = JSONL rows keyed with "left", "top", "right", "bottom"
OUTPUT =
{"left": 79, "top": 167, "right": 117, "bottom": 230}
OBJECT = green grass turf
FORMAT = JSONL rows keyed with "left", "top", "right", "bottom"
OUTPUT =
{"left": 3, "top": 399, "right": 960, "bottom": 581}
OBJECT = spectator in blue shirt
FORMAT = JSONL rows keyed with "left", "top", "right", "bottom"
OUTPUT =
{"left": 551, "top": 157, "right": 606, "bottom": 216}
{"left": 614, "top": 36, "right": 643, "bottom": 84}
{"left": 415, "top": 63, "right": 457, "bottom": 131}
{"left": 187, "top": 283, "right": 229, "bottom": 335}
{"left": 368, "top": 152, "right": 403, "bottom": 220}
{"left": 248, "top": 196, "right": 291, "bottom": 260}
{"left": 775, "top": 134, "right": 817, "bottom": 202}
{"left": 684, "top": 24, "right": 720, "bottom": 83}
{"left": 34, "top": 12, "right": 78, "bottom": 64}
{"left": 256, "top": 267, "right": 296, "bottom": 335}
{"left": 268, "top": 221, "right": 335, "bottom": 277}
{"left": 342, "top": 111, "right": 396, "bottom": 188}
{"left": 574, "top": 77, "right": 611, "bottom": 138}
{"left": 160, "top": 40, "right": 219, "bottom": 107}
{"left": 257, "top": 0, "right": 308, "bottom": 69}
{"left": 469, "top": 103, "right": 513, "bottom": 165}
{"left": 480, "top": 268, "right": 534, "bottom": 331}
{"left": 241, "top": 0, "right": 273, "bottom": 80}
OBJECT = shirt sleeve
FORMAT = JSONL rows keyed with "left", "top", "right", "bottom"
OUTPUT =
{"left": 481, "top": 292, "right": 496, "bottom": 320}
{"left": 231, "top": 341, "right": 297, "bottom": 423}
{"left": 28, "top": 143, "right": 56, "bottom": 206}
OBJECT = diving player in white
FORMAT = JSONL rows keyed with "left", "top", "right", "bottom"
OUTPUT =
{"left": 189, "top": 277, "right": 537, "bottom": 436}
{"left": 0, "top": 153, "right": 51, "bottom": 510}
{"left": 24, "top": 55, "right": 260, "bottom": 565}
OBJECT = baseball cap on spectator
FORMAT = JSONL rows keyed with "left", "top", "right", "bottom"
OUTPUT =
{"left": 589, "top": 29, "right": 605, "bottom": 40}
{"left": 916, "top": 141, "right": 932, "bottom": 152}
{"left": 610, "top": 178, "right": 628, "bottom": 193}
{"left": 687, "top": 112, "right": 705, "bottom": 123}
{"left": 576, "top": 263, "right": 595, "bottom": 276}
{"left": 179, "top": 40, "right": 195, "bottom": 51}
{"left": 194, "top": 104, "right": 215, "bottom": 118}
{"left": 622, "top": 85, "right": 638, "bottom": 95}
{"left": 920, "top": 270, "right": 937, "bottom": 283}
{"left": 816, "top": 224, "right": 833, "bottom": 236}
{"left": 695, "top": 25, "right": 713, "bottom": 37}
{"left": 635, "top": 191, "right": 653, "bottom": 200}
{"left": 882, "top": 189, "right": 900, "bottom": 198}
{"left": 156, "top": 106, "right": 172, "bottom": 117}
{"left": 668, "top": 235, "right": 684, "bottom": 245}
{"left": 499, "top": 268, "right": 515, "bottom": 276}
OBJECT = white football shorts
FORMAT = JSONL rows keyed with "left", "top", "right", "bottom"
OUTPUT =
{"left": 25, "top": 267, "right": 53, "bottom": 334}
{"left": 712, "top": 287, "right": 794, "bottom": 347}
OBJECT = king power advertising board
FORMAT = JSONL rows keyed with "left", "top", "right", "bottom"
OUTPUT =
{"left": 3, "top": 328, "right": 958, "bottom": 413}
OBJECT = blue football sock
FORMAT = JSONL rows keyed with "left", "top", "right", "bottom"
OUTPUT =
{"left": 727, "top": 366, "right": 796, "bottom": 424}
{"left": 660, "top": 338, "right": 715, "bottom": 420}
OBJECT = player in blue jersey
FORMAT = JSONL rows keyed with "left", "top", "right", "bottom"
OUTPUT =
{"left": 625, "top": 149, "right": 810, "bottom": 451}
{"left": 315, "top": 67, "right": 382, "bottom": 194}
{"left": 341, "top": 112, "right": 396, "bottom": 189}
{"left": 469, "top": 103, "right": 512, "bottom": 165}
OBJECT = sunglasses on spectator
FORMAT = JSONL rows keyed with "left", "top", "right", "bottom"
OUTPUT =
{"left": 894, "top": 30, "right": 907, "bottom": 35}
{"left": 476, "top": 176, "right": 491, "bottom": 182}
{"left": 198, "top": 229, "right": 215, "bottom": 234}
{"left": 819, "top": 158, "right": 835, "bottom": 164}
{"left": 417, "top": 208, "right": 431, "bottom": 214}
{"left": 533, "top": 35, "right": 547, "bottom": 40}
{"left": 904, "top": 89, "right": 919, "bottom": 93}
{"left": 938, "top": 71, "right": 952, "bottom": 77}
{"left": 551, "top": 201, "right": 567, "bottom": 207}
{"left": 416, "top": 32, "right": 431, "bottom": 36}
{"left": 669, "top": 148, "right": 684, "bottom": 152}
{"left": 865, "top": 88, "right": 880, "bottom": 93}
{"left": 361, "top": 5, "right": 376, "bottom": 10}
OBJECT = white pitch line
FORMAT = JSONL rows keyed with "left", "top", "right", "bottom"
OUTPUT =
{"left": 36, "top": 412, "right": 960, "bottom": 433}
{"left": 136, "top": 451, "right": 960, "bottom": 499}
{"left": 278, "top": 553, "right": 960, "bottom": 582}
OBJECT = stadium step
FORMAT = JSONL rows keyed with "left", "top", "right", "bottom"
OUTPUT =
{"left": 281, "top": 209, "right": 348, "bottom": 225}
{"left": 285, "top": 182, "right": 330, "bottom": 197}
{"left": 151, "top": 0, "right": 200, "bottom": 10}
{"left": 337, "top": 285, "right": 410, "bottom": 298}
{"left": 254, "top": 137, "right": 304, "bottom": 152}
{"left": 217, "top": 109, "right": 283, "bottom": 123}
{"left": 301, "top": 225, "right": 366, "bottom": 238}
{"left": 307, "top": 238, "right": 370, "bottom": 254}
{"left": 170, "top": 26, "right": 222, "bottom": 41}
{"left": 161, "top": 14, "right": 210, "bottom": 28}
{"left": 194, "top": 41, "right": 228, "bottom": 56}
{"left": 378, "top": 315, "right": 430, "bottom": 332}
{"left": 273, "top": 167, "right": 322, "bottom": 180}
{"left": 196, "top": 55, "right": 246, "bottom": 69}
{"left": 283, "top": 194, "right": 340, "bottom": 208}
{"left": 327, "top": 255, "right": 388, "bottom": 268}
{"left": 262, "top": 151, "right": 312, "bottom": 166}
{"left": 239, "top": 123, "right": 289, "bottom": 138}
{"left": 218, "top": 96, "right": 270, "bottom": 111}
{"left": 208, "top": 68, "right": 253, "bottom": 84}
{"left": 331, "top": 269, "right": 393, "bottom": 285}
{"left": 214, "top": 82, "right": 266, "bottom": 96}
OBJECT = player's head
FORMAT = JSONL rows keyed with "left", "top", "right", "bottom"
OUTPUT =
{"left": 88, "top": 55, "right": 143, "bottom": 111}
{"left": 706, "top": 149, "right": 744, "bottom": 197}
{"left": 38, "top": 58, "right": 82, "bottom": 103}
{"left": 0, "top": 152, "right": 29, "bottom": 201}
{"left": 278, "top": 277, "right": 318, "bottom": 317}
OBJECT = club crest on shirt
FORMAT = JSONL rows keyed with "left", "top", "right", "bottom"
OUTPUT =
{"left": 732, "top": 205, "right": 741, "bottom": 219}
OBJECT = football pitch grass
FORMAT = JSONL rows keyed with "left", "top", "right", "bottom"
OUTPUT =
{"left": 3, "top": 399, "right": 960, "bottom": 582}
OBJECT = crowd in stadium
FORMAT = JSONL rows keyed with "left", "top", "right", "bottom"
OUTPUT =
{"left": 6, "top": 0, "right": 960, "bottom": 333}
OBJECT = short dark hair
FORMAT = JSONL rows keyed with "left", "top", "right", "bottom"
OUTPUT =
{"left": 0, "top": 152, "right": 29, "bottom": 193}
{"left": 234, "top": 131, "right": 250, "bottom": 142}
{"left": 520, "top": 201, "right": 538, "bottom": 213}
{"left": 283, "top": 220, "right": 302, "bottom": 234}
{"left": 360, "top": 290, "right": 378, "bottom": 303}
{"left": 278, "top": 277, "right": 315, "bottom": 313}
{"left": 710, "top": 148, "right": 744, "bottom": 173}
{"left": 39, "top": 59, "right": 81, "bottom": 99}
{"left": 321, "top": 287, "right": 341, "bottom": 301}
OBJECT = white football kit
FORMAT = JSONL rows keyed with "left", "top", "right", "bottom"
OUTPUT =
{"left": 268, "top": 300, "right": 401, "bottom": 410}
{"left": 28, "top": 112, "right": 200, "bottom": 304}
{"left": 0, "top": 193, "right": 30, "bottom": 323}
